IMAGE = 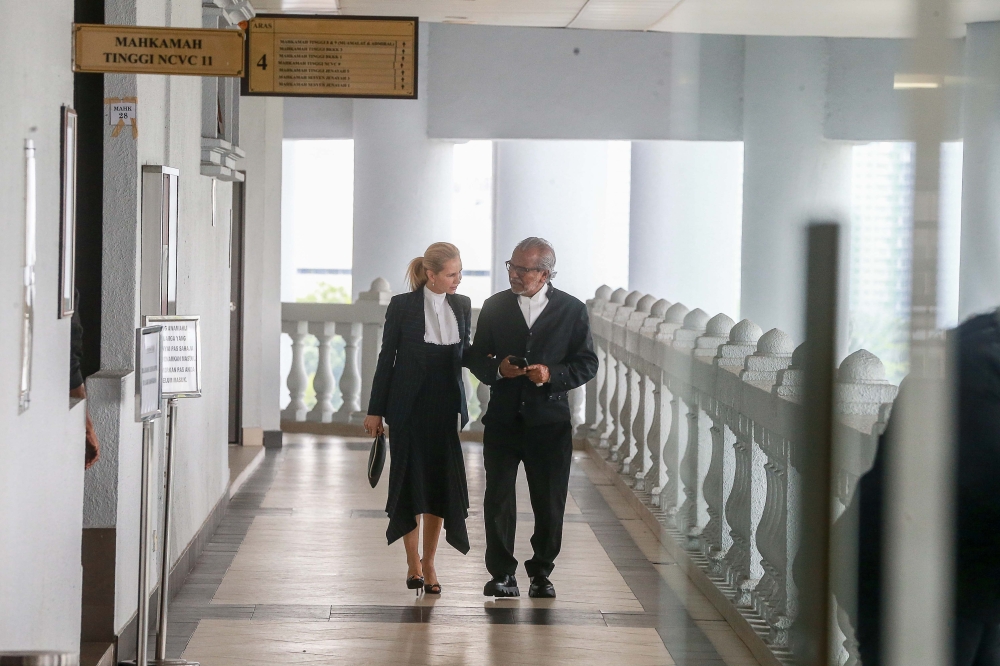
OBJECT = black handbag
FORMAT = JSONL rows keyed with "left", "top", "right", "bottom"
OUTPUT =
{"left": 367, "top": 433, "right": 386, "bottom": 488}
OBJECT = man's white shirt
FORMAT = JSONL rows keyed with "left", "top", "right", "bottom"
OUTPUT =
{"left": 518, "top": 283, "right": 550, "bottom": 328}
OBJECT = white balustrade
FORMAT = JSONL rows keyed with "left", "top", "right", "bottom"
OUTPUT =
{"left": 281, "top": 278, "right": 488, "bottom": 430}
{"left": 583, "top": 286, "right": 896, "bottom": 665}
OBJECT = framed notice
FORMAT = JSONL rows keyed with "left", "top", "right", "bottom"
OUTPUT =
{"left": 59, "top": 106, "right": 78, "bottom": 318}
{"left": 136, "top": 325, "right": 163, "bottom": 422}
{"left": 145, "top": 315, "right": 202, "bottom": 398}
{"left": 243, "top": 14, "right": 417, "bottom": 99}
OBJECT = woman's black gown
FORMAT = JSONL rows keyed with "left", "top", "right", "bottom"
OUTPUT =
{"left": 384, "top": 341, "right": 470, "bottom": 554}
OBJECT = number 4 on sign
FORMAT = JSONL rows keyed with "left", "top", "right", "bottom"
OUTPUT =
{"left": 257, "top": 54, "right": 267, "bottom": 70}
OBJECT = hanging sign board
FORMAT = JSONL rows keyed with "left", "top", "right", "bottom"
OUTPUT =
{"left": 135, "top": 325, "right": 163, "bottom": 422}
{"left": 145, "top": 315, "right": 202, "bottom": 398}
{"left": 243, "top": 15, "right": 417, "bottom": 99}
{"left": 73, "top": 24, "right": 245, "bottom": 77}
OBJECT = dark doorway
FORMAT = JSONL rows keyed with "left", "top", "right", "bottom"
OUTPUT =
{"left": 228, "top": 180, "right": 246, "bottom": 444}
{"left": 74, "top": 0, "right": 104, "bottom": 379}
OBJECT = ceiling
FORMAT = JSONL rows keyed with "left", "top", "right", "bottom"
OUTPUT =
{"left": 253, "top": 0, "right": 1000, "bottom": 37}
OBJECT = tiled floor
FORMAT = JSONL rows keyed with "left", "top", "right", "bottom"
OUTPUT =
{"left": 163, "top": 434, "right": 762, "bottom": 665}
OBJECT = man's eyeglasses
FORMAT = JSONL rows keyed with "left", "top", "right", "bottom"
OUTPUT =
{"left": 505, "top": 261, "right": 544, "bottom": 277}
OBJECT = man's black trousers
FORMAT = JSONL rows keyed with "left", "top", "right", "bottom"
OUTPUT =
{"left": 482, "top": 418, "right": 573, "bottom": 579}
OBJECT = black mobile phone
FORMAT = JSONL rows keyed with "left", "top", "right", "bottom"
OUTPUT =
{"left": 508, "top": 356, "right": 529, "bottom": 369}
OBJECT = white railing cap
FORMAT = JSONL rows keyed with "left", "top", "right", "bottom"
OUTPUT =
{"left": 650, "top": 299, "right": 671, "bottom": 316}
{"left": 611, "top": 288, "right": 628, "bottom": 304}
{"left": 624, "top": 290, "right": 643, "bottom": 307}
{"left": 595, "top": 284, "right": 613, "bottom": 300}
{"left": 357, "top": 277, "right": 393, "bottom": 304}
{"left": 636, "top": 294, "right": 657, "bottom": 313}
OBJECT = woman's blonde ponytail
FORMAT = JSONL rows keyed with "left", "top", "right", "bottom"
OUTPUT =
{"left": 405, "top": 242, "right": 461, "bottom": 291}
{"left": 406, "top": 256, "right": 428, "bottom": 291}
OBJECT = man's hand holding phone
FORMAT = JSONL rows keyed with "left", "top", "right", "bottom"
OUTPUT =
{"left": 499, "top": 355, "right": 529, "bottom": 379}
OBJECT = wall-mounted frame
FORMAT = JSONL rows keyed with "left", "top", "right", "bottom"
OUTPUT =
{"left": 135, "top": 325, "right": 163, "bottom": 421}
{"left": 144, "top": 315, "right": 202, "bottom": 398}
{"left": 140, "top": 166, "right": 180, "bottom": 317}
{"left": 59, "top": 106, "right": 78, "bottom": 318}
{"left": 19, "top": 140, "right": 37, "bottom": 413}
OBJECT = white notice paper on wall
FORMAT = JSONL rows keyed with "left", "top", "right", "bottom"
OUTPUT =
{"left": 146, "top": 315, "right": 202, "bottom": 398}
{"left": 136, "top": 325, "right": 163, "bottom": 421}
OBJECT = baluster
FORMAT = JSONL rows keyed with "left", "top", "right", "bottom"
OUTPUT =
{"left": 702, "top": 411, "right": 727, "bottom": 574}
{"left": 334, "top": 322, "right": 363, "bottom": 423}
{"left": 642, "top": 372, "right": 663, "bottom": 495}
{"left": 569, "top": 386, "right": 585, "bottom": 432}
{"left": 754, "top": 431, "right": 787, "bottom": 645}
{"left": 608, "top": 347, "right": 626, "bottom": 460}
{"left": 659, "top": 388, "right": 682, "bottom": 518}
{"left": 677, "top": 394, "right": 701, "bottom": 546}
{"left": 633, "top": 372, "right": 655, "bottom": 490}
{"left": 615, "top": 360, "right": 635, "bottom": 466}
{"left": 307, "top": 322, "right": 337, "bottom": 423}
{"left": 725, "top": 415, "right": 755, "bottom": 606}
{"left": 463, "top": 368, "right": 476, "bottom": 430}
{"left": 598, "top": 341, "right": 616, "bottom": 451}
{"left": 623, "top": 364, "right": 647, "bottom": 482}
{"left": 591, "top": 341, "right": 607, "bottom": 437}
{"left": 281, "top": 320, "right": 309, "bottom": 422}
{"left": 585, "top": 285, "right": 612, "bottom": 434}
{"left": 472, "top": 375, "right": 491, "bottom": 431}
{"left": 620, "top": 295, "right": 654, "bottom": 477}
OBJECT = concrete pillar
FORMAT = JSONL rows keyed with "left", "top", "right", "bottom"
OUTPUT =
{"left": 493, "top": 141, "right": 626, "bottom": 301}
{"left": 740, "top": 37, "right": 852, "bottom": 343}
{"left": 241, "top": 96, "right": 284, "bottom": 438}
{"left": 959, "top": 22, "right": 1000, "bottom": 320}
{"left": 628, "top": 141, "right": 744, "bottom": 318}
{"left": 351, "top": 24, "right": 453, "bottom": 298}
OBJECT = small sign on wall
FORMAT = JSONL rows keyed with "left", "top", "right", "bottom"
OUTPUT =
{"left": 145, "top": 315, "right": 202, "bottom": 398}
{"left": 105, "top": 97, "right": 138, "bottom": 138}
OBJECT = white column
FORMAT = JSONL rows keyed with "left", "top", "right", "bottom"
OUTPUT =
{"left": 628, "top": 141, "right": 743, "bottom": 315}
{"left": 959, "top": 22, "right": 1000, "bottom": 319}
{"left": 242, "top": 96, "right": 284, "bottom": 433}
{"left": 493, "top": 141, "right": 618, "bottom": 301}
{"left": 740, "top": 37, "right": 852, "bottom": 342}
{"left": 351, "top": 24, "right": 453, "bottom": 298}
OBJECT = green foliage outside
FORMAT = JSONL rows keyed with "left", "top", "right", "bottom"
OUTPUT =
{"left": 297, "top": 281, "right": 351, "bottom": 304}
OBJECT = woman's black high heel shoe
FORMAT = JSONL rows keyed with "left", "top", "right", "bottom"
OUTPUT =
{"left": 406, "top": 575, "right": 424, "bottom": 596}
{"left": 424, "top": 582, "right": 442, "bottom": 595}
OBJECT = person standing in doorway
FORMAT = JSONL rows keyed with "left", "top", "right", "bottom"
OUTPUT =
{"left": 466, "top": 237, "right": 599, "bottom": 598}
{"left": 364, "top": 242, "right": 472, "bottom": 595}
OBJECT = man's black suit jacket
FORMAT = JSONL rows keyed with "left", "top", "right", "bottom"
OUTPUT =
{"left": 466, "top": 285, "right": 598, "bottom": 427}
{"left": 367, "top": 289, "right": 472, "bottom": 429}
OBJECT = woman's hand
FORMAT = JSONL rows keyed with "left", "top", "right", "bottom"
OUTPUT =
{"left": 364, "top": 415, "right": 385, "bottom": 437}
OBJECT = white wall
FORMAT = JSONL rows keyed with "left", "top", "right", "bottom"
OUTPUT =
{"left": 0, "top": 0, "right": 86, "bottom": 652}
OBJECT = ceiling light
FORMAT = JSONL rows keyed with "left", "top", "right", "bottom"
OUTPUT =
{"left": 893, "top": 73, "right": 943, "bottom": 89}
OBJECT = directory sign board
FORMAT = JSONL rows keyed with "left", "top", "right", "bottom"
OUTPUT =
{"left": 244, "top": 15, "right": 417, "bottom": 98}
{"left": 135, "top": 325, "right": 163, "bottom": 421}
{"left": 146, "top": 315, "right": 202, "bottom": 398}
{"left": 73, "top": 24, "right": 245, "bottom": 77}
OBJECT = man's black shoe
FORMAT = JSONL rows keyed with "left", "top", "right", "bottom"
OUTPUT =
{"left": 483, "top": 575, "right": 520, "bottom": 597}
{"left": 528, "top": 575, "right": 556, "bottom": 598}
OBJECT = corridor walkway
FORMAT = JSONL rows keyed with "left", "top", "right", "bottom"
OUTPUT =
{"left": 165, "top": 435, "right": 762, "bottom": 665}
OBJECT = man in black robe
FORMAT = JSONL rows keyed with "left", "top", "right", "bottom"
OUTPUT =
{"left": 466, "top": 237, "right": 598, "bottom": 598}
